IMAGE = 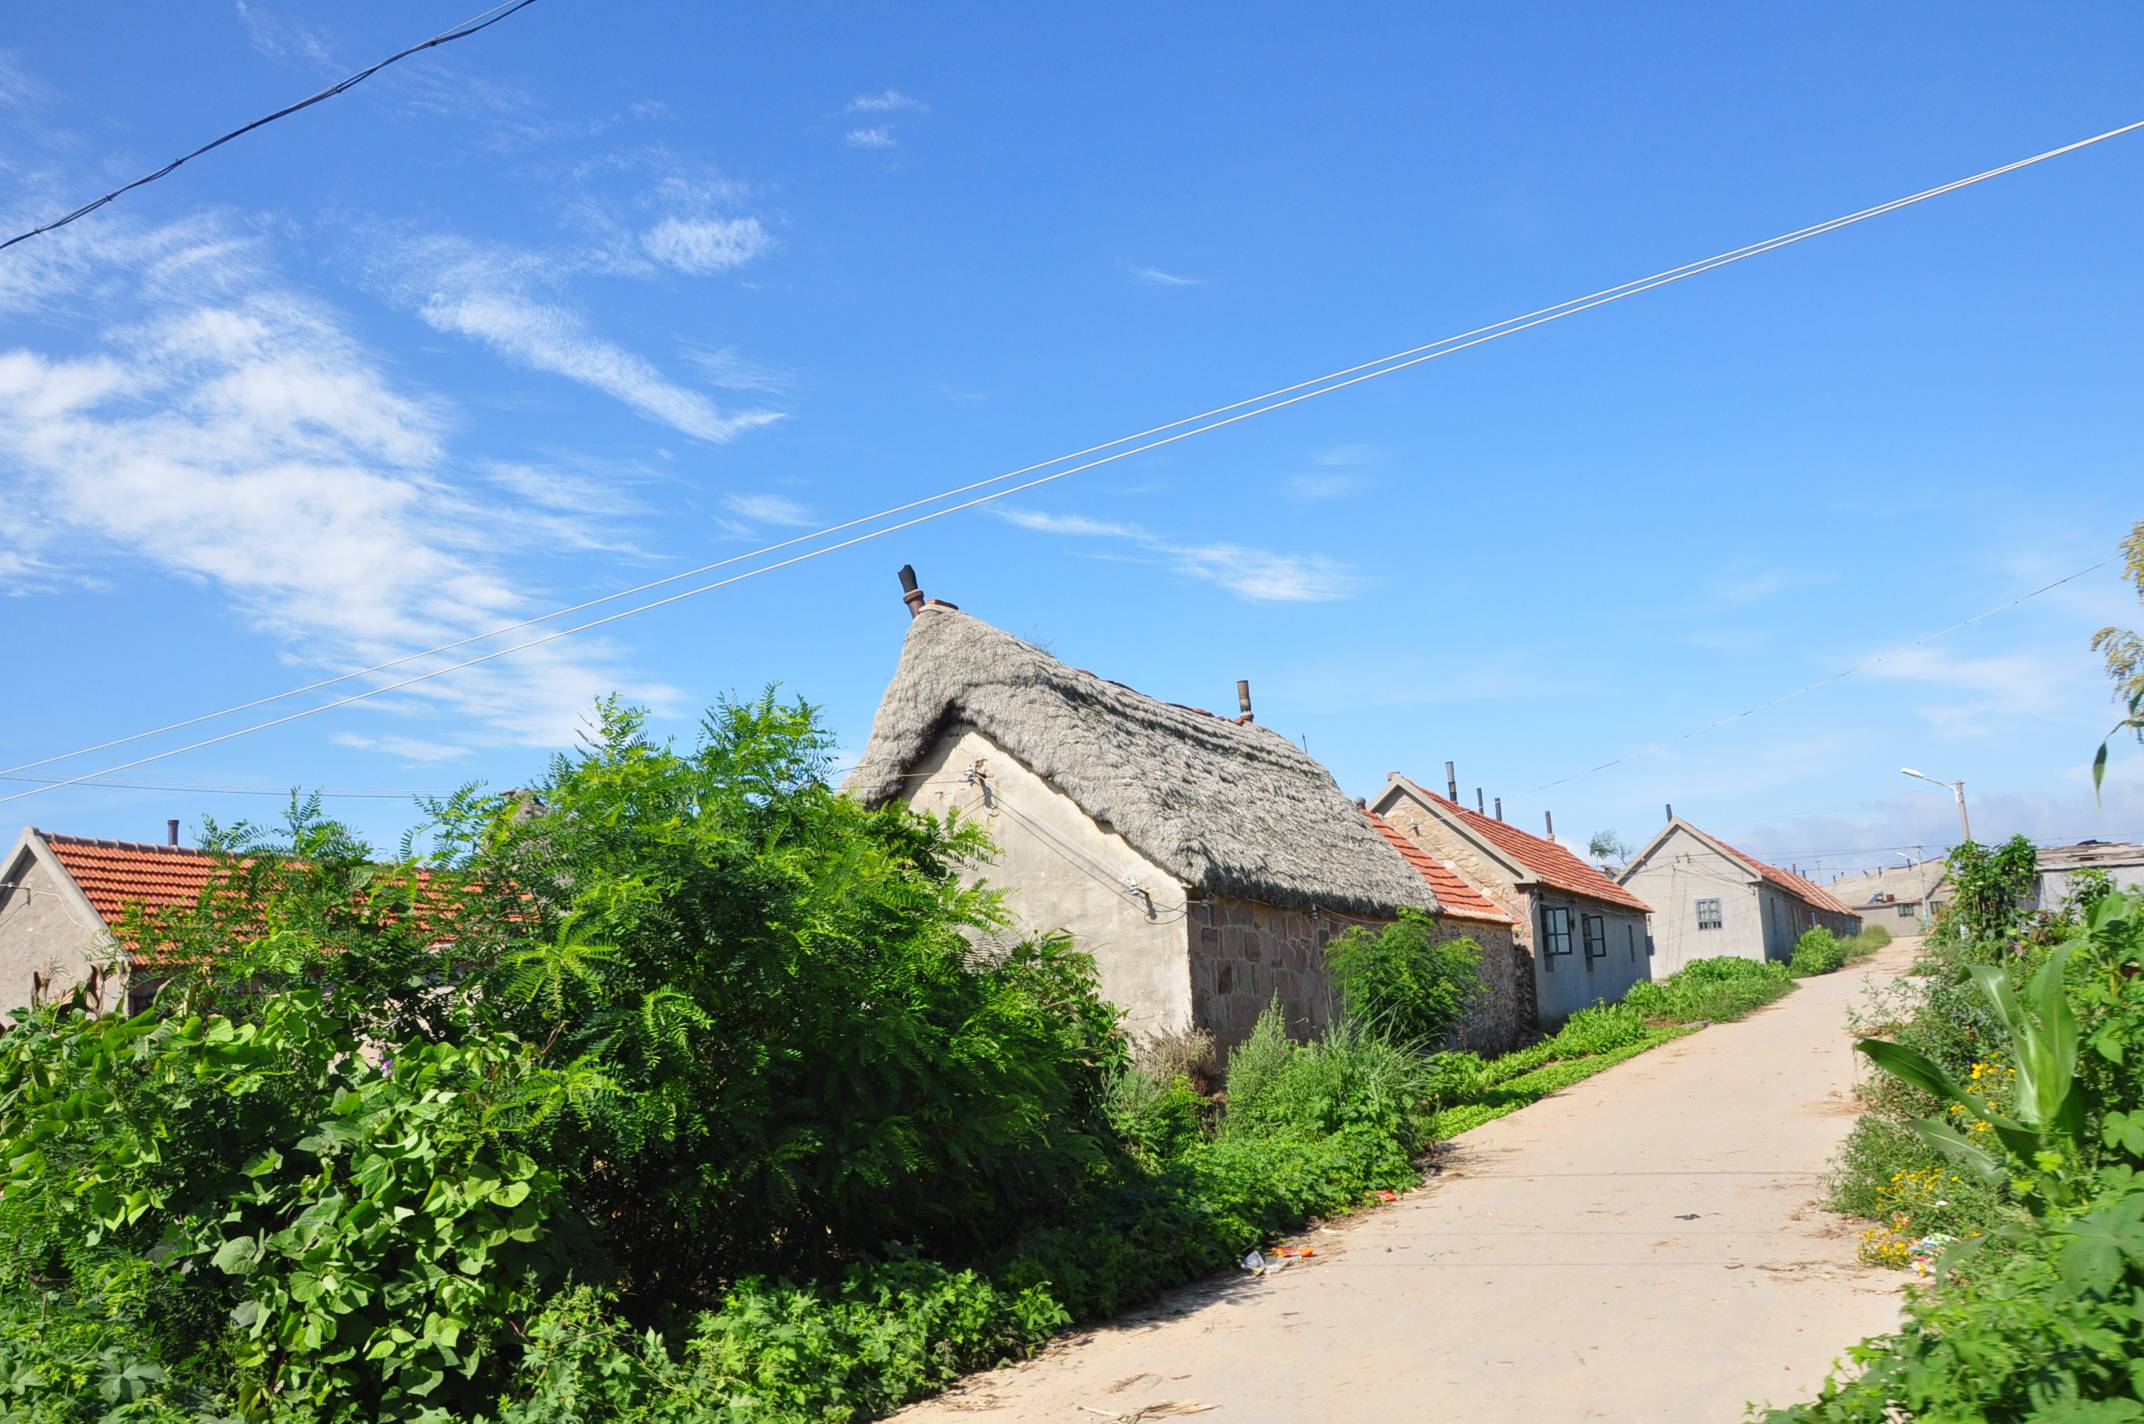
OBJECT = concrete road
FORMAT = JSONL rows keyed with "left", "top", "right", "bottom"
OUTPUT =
{"left": 898, "top": 941, "right": 1914, "bottom": 1424}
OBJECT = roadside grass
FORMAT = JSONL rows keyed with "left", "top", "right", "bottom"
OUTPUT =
{"left": 1432, "top": 1024, "right": 1701, "bottom": 1138}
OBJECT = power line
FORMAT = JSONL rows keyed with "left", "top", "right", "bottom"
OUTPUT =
{"left": 0, "top": 0, "right": 542, "bottom": 254}
{"left": 5, "top": 120, "right": 2139, "bottom": 804}
{"left": 1518, "top": 556, "right": 2121, "bottom": 798}
{"left": 26, "top": 126, "right": 2138, "bottom": 785}
{"left": 0, "top": 773, "right": 440, "bottom": 800}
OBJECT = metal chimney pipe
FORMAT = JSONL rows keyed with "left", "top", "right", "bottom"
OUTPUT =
{"left": 1445, "top": 761, "right": 1458, "bottom": 801}
{"left": 166, "top": 818, "right": 179, "bottom": 847}
{"left": 1475, "top": 787, "right": 1485, "bottom": 815}
{"left": 1236, "top": 679, "right": 1253, "bottom": 722}
{"left": 896, "top": 564, "right": 926, "bottom": 619}
{"left": 1665, "top": 803, "right": 1674, "bottom": 822}
{"left": 1494, "top": 797, "right": 1504, "bottom": 822}
{"left": 1544, "top": 810, "right": 1554, "bottom": 839}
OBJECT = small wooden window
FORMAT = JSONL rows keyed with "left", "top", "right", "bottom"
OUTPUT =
{"left": 1696, "top": 897, "right": 1723, "bottom": 930}
{"left": 1543, "top": 906, "right": 1573, "bottom": 956}
{"left": 1582, "top": 913, "right": 1607, "bottom": 959}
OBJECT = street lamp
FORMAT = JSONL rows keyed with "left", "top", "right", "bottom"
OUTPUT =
{"left": 1901, "top": 767, "right": 1972, "bottom": 843}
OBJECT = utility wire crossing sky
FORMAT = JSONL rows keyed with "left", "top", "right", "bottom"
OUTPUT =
{"left": 3, "top": 119, "right": 2137, "bottom": 808}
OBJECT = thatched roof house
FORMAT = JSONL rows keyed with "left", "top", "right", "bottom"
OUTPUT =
{"left": 845, "top": 587, "right": 1437, "bottom": 1046}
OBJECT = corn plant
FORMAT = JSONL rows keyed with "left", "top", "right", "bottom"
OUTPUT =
{"left": 1856, "top": 942, "right": 2087, "bottom": 1213}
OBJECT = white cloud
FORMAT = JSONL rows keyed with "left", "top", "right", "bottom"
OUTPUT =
{"left": 1857, "top": 644, "right": 2083, "bottom": 724}
{"left": 0, "top": 212, "right": 668, "bottom": 748}
{"left": 845, "top": 126, "right": 897, "bottom": 150}
{"left": 371, "top": 231, "right": 783, "bottom": 444}
{"left": 1286, "top": 473, "right": 1362, "bottom": 501}
{"left": 1125, "top": 264, "right": 1204, "bottom": 288}
{"left": 723, "top": 492, "right": 813, "bottom": 527}
{"left": 330, "top": 732, "right": 473, "bottom": 763}
{"left": 642, "top": 215, "right": 774, "bottom": 274}
{"left": 685, "top": 346, "right": 798, "bottom": 397}
{"left": 847, "top": 90, "right": 925, "bottom": 113}
{"left": 995, "top": 507, "right": 1363, "bottom": 603}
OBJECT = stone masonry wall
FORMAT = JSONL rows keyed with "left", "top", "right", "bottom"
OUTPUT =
{"left": 1187, "top": 896, "right": 1536, "bottom": 1056}
{"left": 1441, "top": 918, "right": 1536, "bottom": 1055}
{"left": 1187, "top": 895, "right": 1347, "bottom": 1050}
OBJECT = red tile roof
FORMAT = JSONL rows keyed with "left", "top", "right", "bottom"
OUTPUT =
{"left": 1364, "top": 811, "right": 1515, "bottom": 925}
{"left": 37, "top": 831, "right": 225, "bottom": 927}
{"left": 1701, "top": 830, "right": 1858, "bottom": 918}
{"left": 1389, "top": 777, "right": 1653, "bottom": 913}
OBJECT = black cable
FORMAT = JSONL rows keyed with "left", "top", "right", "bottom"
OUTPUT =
{"left": 0, "top": 0, "right": 543, "bottom": 254}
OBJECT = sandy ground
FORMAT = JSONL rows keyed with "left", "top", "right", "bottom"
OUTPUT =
{"left": 897, "top": 940, "right": 1918, "bottom": 1424}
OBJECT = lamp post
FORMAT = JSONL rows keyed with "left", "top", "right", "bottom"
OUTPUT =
{"left": 1901, "top": 767, "right": 1972, "bottom": 843}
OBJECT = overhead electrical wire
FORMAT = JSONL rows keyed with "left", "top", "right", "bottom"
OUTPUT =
{"left": 0, "top": 773, "right": 441, "bottom": 800}
{"left": 0, "top": 0, "right": 543, "bottom": 254}
{"left": 20, "top": 124, "right": 2135, "bottom": 788}
{"left": 4, "top": 119, "right": 2140, "bottom": 804}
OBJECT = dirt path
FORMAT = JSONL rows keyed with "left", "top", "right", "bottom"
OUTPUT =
{"left": 899, "top": 941, "right": 1916, "bottom": 1424}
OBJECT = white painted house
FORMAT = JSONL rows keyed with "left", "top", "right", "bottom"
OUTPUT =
{"left": 1617, "top": 818, "right": 1860, "bottom": 976}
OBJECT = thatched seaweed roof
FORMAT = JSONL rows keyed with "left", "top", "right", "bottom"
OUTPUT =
{"left": 843, "top": 607, "right": 1439, "bottom": 917}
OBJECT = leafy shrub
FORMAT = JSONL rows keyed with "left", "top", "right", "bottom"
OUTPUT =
{"left": 1424, "top": 1050, "right": 1488, "bottom": 1105}
{"left": 1105, "top": 1067, "right": 1208, "bottom": 1165}
{"left": 1855, "top": 925, "right": 1893, "bottom": 952}
{"left": 1550, "top": 1002, "right": 1648, "bottom": 1057}
{"left": 0, "top": 993, "right": 580, "bottom": 1418}
{"left": 1625, "top": 956, "right": 1793, "bottom": 1025}
{"left": 1134, "top": 1026, "right": 1218, "bottom": 1095}
{"left": 1219, "top": 998, "right": 1294, "bottom": 1118}
{"left": 1223, "top": 1009, "right": 1434, "bottom": 1158}
{"left": 1324, "top": 910, "right": 1484, "bottom": 1048}
{"left": 1789, "top": 928, "right": 1847, "bottom": 976}
{"left": 1771, "top": 892, "right": 2144, "bottom": 1420}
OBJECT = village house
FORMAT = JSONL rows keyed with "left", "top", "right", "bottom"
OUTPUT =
{"left": 842, "top": 576, "right": 1526, "bottom": 1051}
{"left": 1366, "top": 772, "right": 1654, "bottom": 1026}
{"left": 0, "top": 822, "right": 210, "bottom": 1022}
{"left": 1825, "top": 859, "right": 1951, "bottom": 936}
{"left": 1616, "top": 816, "right": 1860, "bottom": 975}
{"left": 2034, "top": 839, "right": 2144, "bottom": 909}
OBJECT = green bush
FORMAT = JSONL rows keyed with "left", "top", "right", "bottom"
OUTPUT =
{"left": 1105, "top": 1067, "right": 1208, "bottom": 1165}
{"left": 1789, "top": 928, "right": 1847, "bottom": 976}
{"left": 1767, "top": 891, "right": 2144, "bottom": 1420}
{"left": 1621, "top": 956, "right": 1792, "bottom": 1025}
{"left": 1551, "top": 1002, "right": 1649, "bottom": 1057}
{"left": 1222, "top": 1007, "right": 1435, "bottom": 1158}
{"left": 1854, "top": 924, "right": 1893, "bottom": 952}
{"left": 1324, "top": 910, "right": 1484, "bottom": 1048}
{"left": 0, "top": 994, "right": 580, "bottom": 1418}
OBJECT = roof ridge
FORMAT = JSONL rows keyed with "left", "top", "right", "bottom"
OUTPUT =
{"left": 37, "top": 829, "right": 218, "bottom": 857}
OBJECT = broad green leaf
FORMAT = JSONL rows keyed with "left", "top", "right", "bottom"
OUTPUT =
{"left": 211, "top": 1236, "right": 262, "bottom": 1276}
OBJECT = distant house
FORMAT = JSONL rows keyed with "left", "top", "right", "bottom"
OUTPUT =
{"left": 0, "top": 825, "right": 217, "bottom": 1022}
{"left": 1366, "top": 774, "right": 1654, "bottom": 1026}
{"left": 1825, "top": 860, "right": 1950, "bottom": 935}
{"left": 1361, "top": 810, "right": 1534, "bottom": 1051}
{"left": 843, "top": 587, "right": 1458, "bottom": 1050}
{"left": 1617, "top": 817, "right": 1860, "bottom": 975}
{"left": 2035, "top": 839, "right": 2144, "bottom": 909}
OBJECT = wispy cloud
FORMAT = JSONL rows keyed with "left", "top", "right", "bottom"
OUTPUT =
{"left": 685, "top": 346, "right": 799, "bottom": 397}
{"left": 1125, "top": 264, "right": 1204, "bottom": 288}
{"left": 642, "top": 214, "right": 775, "bottom": 274}
{"left": 1286, "top": 473, "right": 1363, "bottom": 502}
{"left": 847, "top": 90, "right": 926, "bottom": 113}
{"left": 367, "top": 230, "right": 782, "bottom": 444}
{"left": 723, "top": 492, "right": 814, "bottom": 528}
{"left": 996, "top": 508, "right": 1364, "bottom": 603}
{"left": 1700, "top": 563, "right": 1838, "bottom": 608}
{"left": 0, "top": 209, "right": 668, "bottom": 747}
{"left": 330, "top": 731, "right": 473, "bottom": 763}
{"left": 1858, "top": 644, "right": 2083, "bottom": 728}
{"left": 845, "top": 126, "right": 897, "bottom": 150}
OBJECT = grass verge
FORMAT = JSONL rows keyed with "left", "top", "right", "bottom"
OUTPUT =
{"left": 1431, "top": 1024, "right": 1702, "bottom": 1138}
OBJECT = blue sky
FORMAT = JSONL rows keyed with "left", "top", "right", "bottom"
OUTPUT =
{"left": 2, "top": 3, "right": 2139, "bottom": 882}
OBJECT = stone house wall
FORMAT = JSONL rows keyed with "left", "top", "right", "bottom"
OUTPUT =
{"left": 1440, "top": 918, "right": 1535, "bottom": 1054}
{"left": 1186, "top": 895, "right": 1348, "bottom": 1050}
{"left": 0, "top": 847, "right": 116, "bottom": 1026}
